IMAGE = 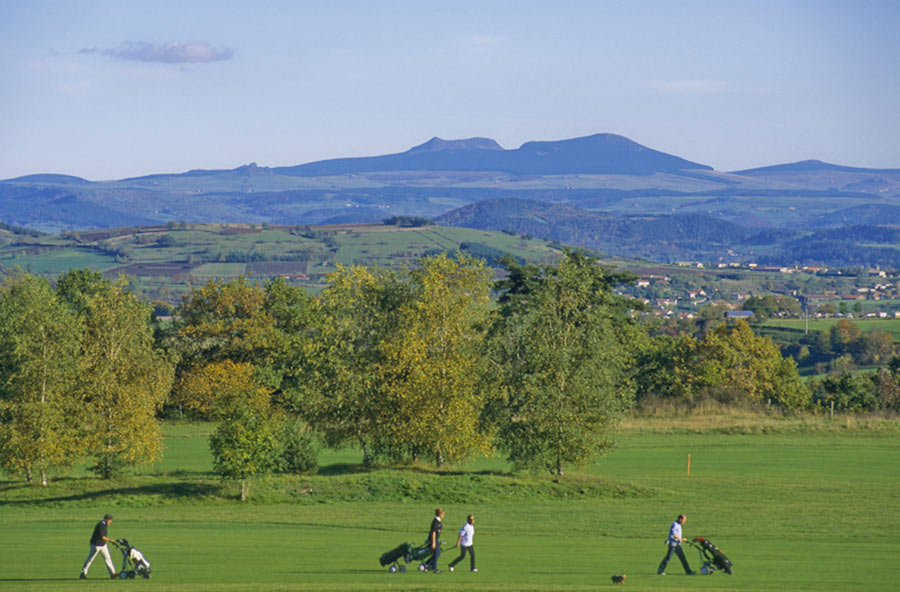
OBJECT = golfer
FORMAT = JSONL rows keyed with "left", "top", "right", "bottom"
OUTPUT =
{"left": 657, "top": 513, "right": 695, "bottom": 575}
{"left": 80, "top": 513, "right": 118, "bottom": 579}
{"left": 426, "top": 507, "right": 444, "bottom": 573}
{"left": 448, "top": 514, "right": 477, "bottom": 572}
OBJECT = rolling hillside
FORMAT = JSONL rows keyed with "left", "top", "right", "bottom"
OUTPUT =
{"left": 3, "top": 133, "right": 899, "bottom": 266}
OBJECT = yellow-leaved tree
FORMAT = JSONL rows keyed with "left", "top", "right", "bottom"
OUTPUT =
{"left": 0, "top": 273, "right": 83, "bottom": 485}
{"left": 74, "top": 276, "right": 174, "bottom": 479}
{"left": 382, "top": 254, "right": 493, "bottom": 467}
{"left": 169, "top": 277, "right": 286, "bottom": 418}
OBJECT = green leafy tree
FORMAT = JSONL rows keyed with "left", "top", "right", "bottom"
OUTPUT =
{"left": 56, "top": 268, "right": 107, "bottom": 311}
{"left": 210, "top": 405, "right": 282, "bottom": 501}
{"left": 830, "top": 319, "right": 862, "bottom": 353}
{"left": 635, "top": 334, "right": 704, "bottom": 403}
{"left": 488, "top": 250, "right": 639, "bottom": 477}
{"left": 298, "top": 265, "right": 409, "bottom": 465}
{"left": 698, "top": 321, "right": 810, "bottom": 410}
{"left": 870, "top": 368, "right": 900, "bottom": 411}
{"left": 382, "top": 254, "right": 494, "bottom": 466}
{"left": 169, "top": 278, "right": 286, "bottom": 418}
{"left": 208, "top": 373, "right": 282, "bottom": 501}
{"left": 812, "top": 372, "right": 878, "bottom": 412}
{"left": 0, "top": 274, "right": 83, "bottom": 485}
{"left": 77, "top": 277, "right": 174, "bottom": 478}
{"left": 742, "top": 295, "right": 800, "bottom": 319}
{"left": 857, "top": 330, "right": 895, "bottom": 365}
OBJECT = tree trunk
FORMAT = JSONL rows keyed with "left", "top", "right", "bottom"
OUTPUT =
{"left": 41, "top": 468, "right": 48, "bottom": 487}
{"left": 359, "top": 437, "right": 372, "bottom": 467}
{"left": 240, "top": 479, "right": 249, "bottom": 502}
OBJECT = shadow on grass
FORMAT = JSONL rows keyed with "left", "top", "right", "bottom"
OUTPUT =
{"left": 316, "top": 462, "right": 370, "bottom": 476}
{"left": 283, "top": 569, "right": 384, "bottom": 575}
{"left": 316, "top": 461, "right": 511, "bottom": 478}
{"left": 1, "top": 480, "right": 220, "bottom": 505}
{"left": 0, "top": 579, "right": 82, "bottom": 582}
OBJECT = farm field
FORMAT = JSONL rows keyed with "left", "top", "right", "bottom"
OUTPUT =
{"left": 762, "top": 317, "right": 900, "bottom": 340}
{"left": 0, "top": 223, "right": 566, "bottom": 301}
{"left": 1, "top": 421, "right": 898, "bottom": 591}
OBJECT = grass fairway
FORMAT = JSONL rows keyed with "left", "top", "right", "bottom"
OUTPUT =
{"left": 1, "top": 423, "right": 899, "bottom": 591}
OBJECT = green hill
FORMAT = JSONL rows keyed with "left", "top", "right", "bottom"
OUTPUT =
{"left": 0, "top": 222, "right": 566, "bottom": 302}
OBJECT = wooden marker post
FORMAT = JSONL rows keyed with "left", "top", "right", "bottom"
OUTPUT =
{"left": 687, "top": 454, "right": 691, "bottom": 477}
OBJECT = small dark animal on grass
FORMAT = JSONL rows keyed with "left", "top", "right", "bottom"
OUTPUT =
{"left": 611, "top": 573, "right": 626, "bottom": 584}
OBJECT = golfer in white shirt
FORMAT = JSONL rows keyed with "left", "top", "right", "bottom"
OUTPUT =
{"left": 448, "top": 514, "right": 477, "bottom": 572}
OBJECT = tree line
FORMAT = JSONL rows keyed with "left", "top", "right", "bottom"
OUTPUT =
{"left": 2, "top": 251, "right": 897, "bottom": 497}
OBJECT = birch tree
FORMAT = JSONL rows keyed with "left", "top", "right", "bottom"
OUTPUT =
{"left": 77, "top": 277, "right": 174, "bottom": 478}
{"left": 0, "top": 274, "right": 82, "bottom": 485}
{"left": 382, "top": 254, "right": 493, "bottom": 466}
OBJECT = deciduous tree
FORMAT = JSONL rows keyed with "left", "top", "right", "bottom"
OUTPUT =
{"left": 169, "top": 278, "right": 285, "bottom": 417}
{"left": 298, "top": 265, "right": 408, "bottom": 464}
{"left": 207, "top": 369, "right": 281, "bottom": 501}
{"left": 382, "top": 254, "right": 493, "bottom": 466}
{"left": 0, "top": 274, "right": 83, "bottom": 485}
{"left": 489, "top": 250, "right": 639, "bottom": 477}
{"left": 77, "top": 277, "right": 174, "bottom": 478}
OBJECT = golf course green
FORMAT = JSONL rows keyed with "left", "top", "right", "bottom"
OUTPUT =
{"left": 2, "top": 420, "right": 898, "bottom": 591}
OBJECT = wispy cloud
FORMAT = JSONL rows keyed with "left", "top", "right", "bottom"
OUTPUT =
{"left": 79, "top": 41, "right": 234, "bottom": 64}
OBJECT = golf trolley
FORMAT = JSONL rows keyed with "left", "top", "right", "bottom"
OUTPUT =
{"left": 111, "top": 538, "right": 151, "bottom": 579}
{"left": 378, "top": 540, "right": 445, "bottom": 573}
{"left": 688, "top": 536, "right": 733, "bottom": 575}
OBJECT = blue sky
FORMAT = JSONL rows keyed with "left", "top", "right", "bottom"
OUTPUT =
{"left": 2, "top": 0, "right": 898, "bottom": 180}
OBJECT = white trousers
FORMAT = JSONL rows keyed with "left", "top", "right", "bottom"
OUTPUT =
{"left": 82, "top": 543, "right": 116, "bottom": 576}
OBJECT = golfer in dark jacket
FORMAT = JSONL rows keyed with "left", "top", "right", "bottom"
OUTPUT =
{"left": 426, "top": 507, "right": 444, "bottom": 573}
{"left": 80, "top": 514, "right": 117, "bottom": 579}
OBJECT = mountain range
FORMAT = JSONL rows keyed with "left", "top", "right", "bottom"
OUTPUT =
{"left": 3, "top": 133, "right": 900, "bottom": 267}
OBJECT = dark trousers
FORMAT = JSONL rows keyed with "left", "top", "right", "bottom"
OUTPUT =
{"left": 449, "top": 545, "right": 475, "bottom": 570}
{"left": 658, "top": 543, "right": 692, "bottom": 574}
{"left": 428, "top": 546, "right": 441, "bottom": 570}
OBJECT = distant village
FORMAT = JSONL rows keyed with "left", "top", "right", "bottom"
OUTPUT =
{"left": 619, "top": 261, "right": 900, "bottom": 320}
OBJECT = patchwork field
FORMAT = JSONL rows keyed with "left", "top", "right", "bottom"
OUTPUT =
{"left": 1, "top": 419, "right": 898, "bottom": 591}
{"left": 0, "top": 223, "right": 566, "bottom": 301}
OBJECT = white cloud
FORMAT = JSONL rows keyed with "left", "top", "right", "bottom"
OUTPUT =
{"left": 80, "top": 42, "right": 234, "bottom": 64}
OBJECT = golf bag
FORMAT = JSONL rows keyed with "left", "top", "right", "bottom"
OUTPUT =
{"left": 378, "top": 540, "right": 442, "bottom": 573}
{"left": 379, "top": 543, "right": 411, "bottom": 572}
{"left": 690, "top": 536, "right": 733, "bottom": 575}
{"left": 112, "top": 539, "right": 151, "bottom": 579}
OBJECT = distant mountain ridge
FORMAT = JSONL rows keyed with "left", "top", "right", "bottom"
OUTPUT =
{"left": 273, "top": 133, "right": 713, "bottom": 177}
{"left": 2, "top": 132, "right": 900, "bottom": 267}
{"left": 732, "top": 159, "right": 900, "bottom": 175}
